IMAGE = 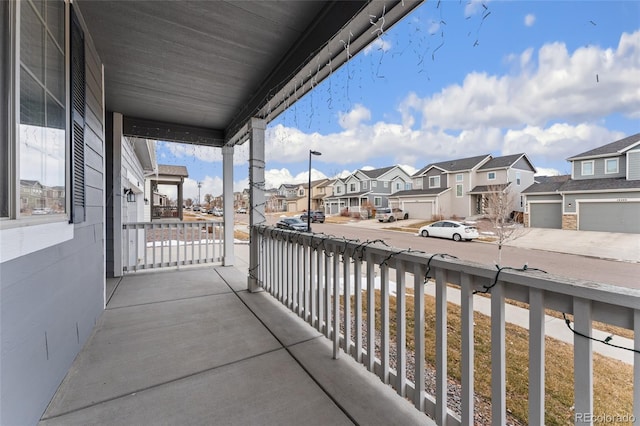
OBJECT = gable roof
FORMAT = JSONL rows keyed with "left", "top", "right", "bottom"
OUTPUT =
{"left": 567, "top": 133, "right": 640, "bottom": 161}
{"left": 413, "top": 154, "right": 490, "bottom": 177}
{"left": 468, "top": 183, "right": 511, "bottom": 194}
{"left": 390, "top": 187, "right": 451, "bottom": 197}
{"left": 359, "top": 166, "right": 396, "bottom": 179}
{"left": 477, "top": 153, "right": 534, "bottom": 171}
{"left": 157, "top": 164, "right": 188, "bottom": 177}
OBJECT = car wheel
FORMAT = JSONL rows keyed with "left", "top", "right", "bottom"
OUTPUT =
{"left": 453, "top": 233, "right": 462, "bottom": 242}
{"left": 389, "top": 216, "right": 395, "bottom": 222}
{"left": 421, "top": 230, "right": 429, "bottom": 237}
{"left": 378, "top": 219, "right": 383, "bottom": 222}
{"left": 404, "top": 213, "right": 409, "bottom": 220}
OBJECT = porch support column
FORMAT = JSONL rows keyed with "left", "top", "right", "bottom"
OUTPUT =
{"left": 108, "top": 112, "right": 124, "bottom": 277}
{"left": 222, "top": 144, "right": 235, "bottom": 266}
{"left": 177, "top": 181, "right": 184, "bottom": 220}
{"left": 248, "top": 118, "right": 266, "bottom": 292}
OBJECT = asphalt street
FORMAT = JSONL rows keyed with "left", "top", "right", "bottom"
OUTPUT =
{"left": 254, "top": 215, "right": 640, "bottom": 290}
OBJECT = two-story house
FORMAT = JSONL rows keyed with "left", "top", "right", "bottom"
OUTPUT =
{"left": 523, "top": 133, "right": 640, "bottom": 233}
{"left": 324, "top": 166, "right": 412, "bottom": 215}
{"left": 389, "top": 153, "right": 536, "bottom": 220}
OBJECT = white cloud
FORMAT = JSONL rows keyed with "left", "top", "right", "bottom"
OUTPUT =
{"left": 524, "top": 14, "right": 536, "bottom": 27}
{"left": 338, "top": 104, "right": 371, "bottom": 129}
{"left": 364, "top": 38, "right": 392, "bottom": 55}
{"left": 535, "top": 167, "right": 561, "bottom": 177}
{"left": 158, "top": 141, "right": 248, "bottom": 166}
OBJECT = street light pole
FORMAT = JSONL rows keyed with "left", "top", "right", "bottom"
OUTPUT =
{"left": 197, "top": 181, "right": 202, "bottom": 206}
{"left": 307, "top": 150, "right": 322, "bottom": 232}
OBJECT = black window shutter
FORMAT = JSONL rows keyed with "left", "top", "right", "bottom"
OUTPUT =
{"left": 70, "top": 7, "right": 85, "bottom": 223}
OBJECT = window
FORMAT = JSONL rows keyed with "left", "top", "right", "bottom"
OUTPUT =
{"left": 581, "top": 160, "right": 594, "bottom": 176}
{"left": 405, "top": 182, "right": 412, "bottom": 190}
{"left": 429, "top": 176, "right": 440, "bottom": 188}
{"left": 374, "top": 197, "right": 382, "bottom": 207}
{"left": 362, "top": 181, "right": 367, "bottom": 189}
{"left": 0, "top": 1, "right": 9, "bottom": 217}
{"left": 487, "top": 172, "right": 496, "bottom": 180}
{"left": 336, "top": 187, "right": 341, "bottom": 194}
{"left": 383, "top": 181, "right": 388, "bottom": 188}
{"left": 456, "top": 174, "right": 463, "bottom": 182}
{"left": 516, "top": 171, "right": 521, "bottom": 186}
{"left": 372, "top": 181, "right": 377, "bottom": 188}
{"left": 456, "top": 184, "right": 463, "bottom": 197}
{"left": 350, "top": 183, "right": 356, "bottom": 192}
{"left": 395, "top": 182, "right": 401, "bottom": 190}
{"left": 605, "top": 158, "right": 618, "bottom": 174}
{"left": 299, "top": 189, "right": 304, "bottom": 196}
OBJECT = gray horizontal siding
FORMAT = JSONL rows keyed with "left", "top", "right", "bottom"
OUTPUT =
{"left": 1, "top": 10, "right": 105, "bottom": 425}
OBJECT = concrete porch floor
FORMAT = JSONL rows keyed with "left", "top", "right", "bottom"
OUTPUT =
{"left": 39, "top": 249, "right": 433, "bottom": 425}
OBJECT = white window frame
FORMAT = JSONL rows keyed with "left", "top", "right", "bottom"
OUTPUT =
{"left": 1, "top": 1, "right": 74, "bottom": 263}
{"left": 487, "top": 172, "right": 496, "bottom": 180}
{"left": 374, "top": 197, "right": 382, "bottom": 207}
{"left": 350, "top": 183, "right": 356, "bottom": 192}
{"left": 456, "top": 173, "right": 463, "bottom": 182}
{"left": 605, "top": 158, "right": 618, "bottom": 174}
{"left": 362, "top": 181, "right": 368, "bottom": 189}
{"left": 383, "top": 181, "right": 388, "bottom": 188}
{"left": 429, "top": 175, "right": 440, "bottom": 188}
{"left": 581, "top": 160, "right": 594, "bottom": 176}
{"left": 456, "top": 184, "right": 463, "bottom": 197}
{"left": 395, "top": 182, "right": 401, "bottom": 191}
{"left": 516, "top": 171, "right": 521, "bottom": 186}
{"left": 372, "top": 181, "right": 377, "bottom": 188}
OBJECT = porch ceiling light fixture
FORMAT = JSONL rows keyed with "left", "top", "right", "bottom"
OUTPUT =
{"left": 307, "top": 150, "right": 322, "bottom": 232}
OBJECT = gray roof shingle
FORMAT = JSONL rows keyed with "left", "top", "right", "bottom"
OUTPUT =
{"left": 157, "top": 164, "right": 189, "bottom": 177}
{"left": 522, "top": 175, "right": 571, "bottom": 194}
{"left": 477, "top": 153, "right": 526, "bottom": 170}
{"left": 558, "top": 177, "right": 640, "bottom": 192}
{"left": 413, "top": 154, "right": 490, "bottom": 176}
{"left": 567, "top": 133, "right": 640, "bottom": 160}
{"left": 359, "top": 166, "right": 396, "bottom": 179}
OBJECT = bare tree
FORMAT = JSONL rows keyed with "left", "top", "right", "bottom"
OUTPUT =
{"left": 485, "top": 184, "right": 525, "bottom": 265}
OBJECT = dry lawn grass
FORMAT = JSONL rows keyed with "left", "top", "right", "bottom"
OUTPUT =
{"left": 352, "top": 290, "right": 633, "bottom": 425}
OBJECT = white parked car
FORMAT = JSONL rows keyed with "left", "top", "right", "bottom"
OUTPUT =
{"left": 418, "top": 220, "right": 479, "bottom": 242}
{"left": 375, "top": 207, "right": 408, "bottom": 222}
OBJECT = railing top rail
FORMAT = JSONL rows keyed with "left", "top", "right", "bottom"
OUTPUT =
{"left": 124, "top": 221, "right": 222, "bottom": 227}
{"left": 254, "top": 225, "right": 640, "bottom": 310}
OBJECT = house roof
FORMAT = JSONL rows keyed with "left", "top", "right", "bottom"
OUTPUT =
{"left": 390, "top": 187, "right": 450, "bottom": 197}
{"left": 302, "top": 178, "right": 329, "bottom": 189}
{"left": 477, "top": 153, "right": 533, "bottom": 171}
{"left": 77, "top": 1, "right": 421, "bottom": 146}
{"left": 325, "top": 190, "right": 370, "bottom": 199}
{"left": 413, "top": 154, "right": 490, "bottom": 176}
{"left": 157, "top": 164, "right": 189, "bottom": 177}
{"left": 359, "top": 166, "right": 396, "bottom": 179}
{"left": 468, "top": 183, "right": 511, "bottom": 194}
{"left": 522, "top": 175, "right": 571, "bottom": 194}
{"left": 567, "top": 133, "right": 640, "bottom": 160}
{"left": 558, "top": 177, "right": 640, "bottom": 192}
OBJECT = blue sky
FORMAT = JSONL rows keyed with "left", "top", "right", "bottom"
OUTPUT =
{"left": 157, "top": 0, "right": 640, "bottom": 201}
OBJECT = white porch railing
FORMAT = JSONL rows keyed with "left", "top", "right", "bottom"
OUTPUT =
{"left": 122, "top": 221, "right": 223, "bottom": 272}
{"left": 252, "top": 225, "right": 640, "bottom": 426}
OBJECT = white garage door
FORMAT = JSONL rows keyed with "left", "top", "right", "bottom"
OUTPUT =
{"left": 529, "top": 202, "right": 562, "bottom": 229}
{"left": 579, "top": 201, "right": 640, "bottom": 233}
{"left": 402, "top": 201, "right": 433, "bottom": 220}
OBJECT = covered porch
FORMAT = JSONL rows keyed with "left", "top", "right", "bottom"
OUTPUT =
{"left": 39, "top": 246, "right": 430, "bottom": 425}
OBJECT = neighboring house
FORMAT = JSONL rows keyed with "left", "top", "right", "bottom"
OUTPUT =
{"left": 389, "top": 153, "right": 536, "bottom": 220}
{"left": 122, "top": 137, "right": 156, "bottom": 223}
{"left": 307, "top": 178, "right": 330, "bottom": 211}
{"left": 324, "top": 166, "right": 413, "bottom": 215}
{"left": 148, "top": 164, "right": 188, "bottom": 220}
{"left": 523, "top": 133, "right": 640, "bottom": 233}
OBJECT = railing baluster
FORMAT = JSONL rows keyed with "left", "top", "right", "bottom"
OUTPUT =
{"left": 324, "top": 250, "right": 332, "bottom": 339}
{"left": 333, "top": 242, "right": 340, "bottom": 359}
{"left": 528, "top": 287, "right": 545, "bottom": 426}
{"left": 435, "top": 268, "right": 448, "bottom": 425}
{"left": 460, "top": 272, "right": 474, "bottom": 426}
{"left": 380, "top": 261, "right": 390, "bottom": 384}
{"left": 635, "top": 309, "right": 640, "bottom": 422}
{"left": 152, "top": 223, "right": 156, "bottom": 267}
{"left": 317, "top": 247, "right": 324, "bottom": 333}
{"left": 574, "top": 298, "right": 593, "bottom": 424}
{"left": 396, "top": 261, "right": 406, "bottom": 397}
{"left": 309, "top": 246, "right": 316, "bottom": 326}
{"left": 143, "top": 224, "right": 148, "bottom": 269}
{"left": 354, "top": 255, "right": 363, "bottom": 363}
{"left": 366, "top": 252, "right": 375, "bottom": 372}
{"left": 343, "top": 248, "right": 351, "bottom": 356}
{"left": 491, "top": 280, "right": 506, "bottom": 426}
{"left": 413, "top": 263, "right": 426, "bottom": 412}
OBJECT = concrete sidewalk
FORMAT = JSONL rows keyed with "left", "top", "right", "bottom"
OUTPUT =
{"left": 502, "top": 227, "right": 640, "bottom": 263}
